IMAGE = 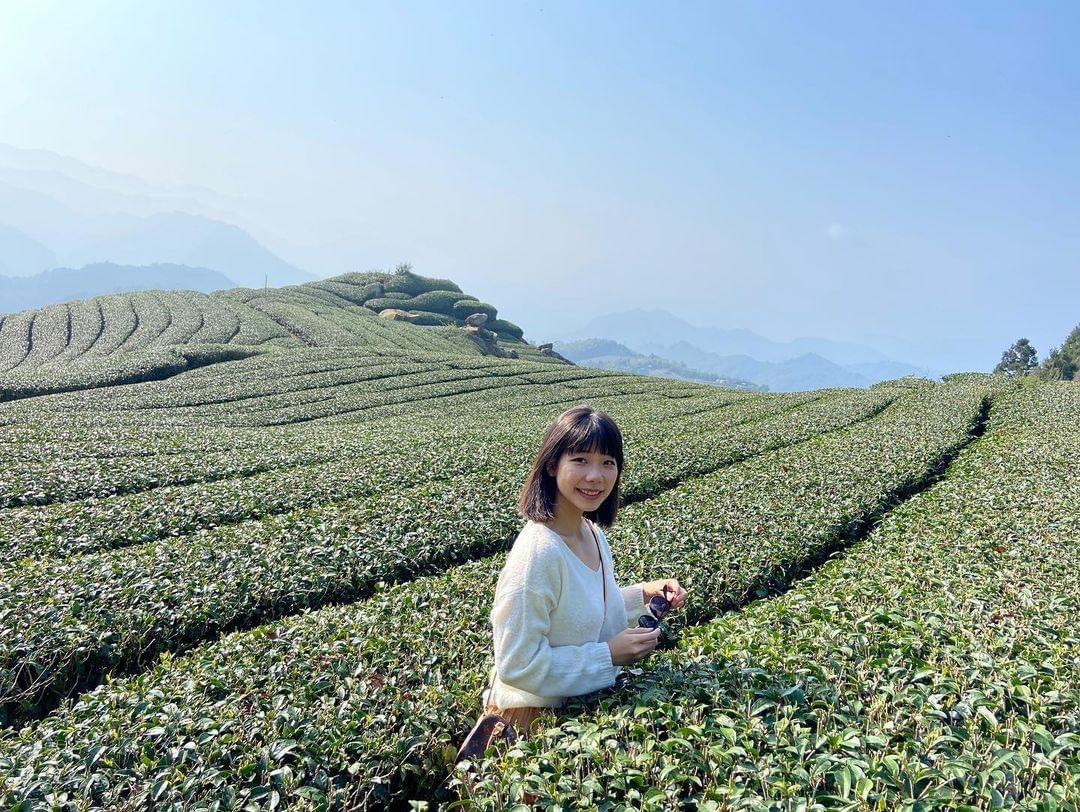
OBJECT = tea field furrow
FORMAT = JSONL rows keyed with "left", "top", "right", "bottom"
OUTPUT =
{"left": 0, "top": 373, "right": 695, "bottom": 503}
{"left": 91, "top": 294, "right": 138, "bottom": 355}
{"left": 0, "top": 446, "right": 306, "bottom": 510}
{"left": 19, "top": 306, "right": 69, "bottom": 369}
{"left": 363, "top": 379, "right": 721, "bottom": 427}
{"left": 473, "top": 381, "right": 1080, "bottom": 810}
{"left": 0, "top": 351, "right": 567, "bottom": 421}
{"left": 154, "top": 292, "right": 205, "bottom": 345}
{"left": 0, "top": 410, "right": 503, "bottom": 509}
{"left": 187, "top": 298, "right": 239, "bottom": 343}
{"left": 0, "top": 379, "right": 981, "bottom": 807}
{"left": 0, "top": 430, "right": 532, "bottom": 561}
{"left": 213, "top": 297, "right": 288, "bottom": 345}
{"left": 53, "top": 298, "right": 105, "bottom": 361}
{"left": 4, "top": 353, "right": 432, "bottom": 416}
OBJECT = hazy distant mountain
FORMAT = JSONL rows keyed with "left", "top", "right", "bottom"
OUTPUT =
{"left": 652, "top": 341, "right": 869, "bottom": 391}
{"left": 548, "top": 309, "right": 939, "bottom": 390}
{"left": 0, "top": 143, "right": 241, "bottom": 219}
{"left": 555, "top": 339, "right": 764, "bottom": 390}
{"left": 561, "top": 308, "right": 893, "bottom": 365}
{"left": 0, "top": 263, "right": 237, "bottom": 313}
{"left": 83, "top": 210, "right": 310, "bottom": 289}
{"left": 0, "top": 146, "right": 313, "bottom": 288}
{"left": 0, "top": 224, "right": 56, "bottom": 277}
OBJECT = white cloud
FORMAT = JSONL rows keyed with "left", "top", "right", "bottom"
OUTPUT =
{"left": 825, "top": 223, "right": 851, "bottom": 240}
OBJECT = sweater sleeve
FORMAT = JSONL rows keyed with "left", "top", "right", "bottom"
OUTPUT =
{"left": 621, "top": 583, "right": 648, "bottom": 627}
{"left": 492, "top": 576, "right": 619, "bottom": 699}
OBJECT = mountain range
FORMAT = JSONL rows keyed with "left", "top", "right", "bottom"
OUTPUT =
{"left": 549, "top": 309, "right": 941, "bottom": 391}
{"left": 1, "top": 263, "right": 236, "bottom": 313}
{"left": 0, "top": 143, "right": 312, "bottom": 289}
{"left": 553, "top": 338, "right": 764, "bottom": 390}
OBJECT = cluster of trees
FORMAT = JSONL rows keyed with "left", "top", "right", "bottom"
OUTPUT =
{"left": 995, "top": 324, "right": 1080, "bottom": 380}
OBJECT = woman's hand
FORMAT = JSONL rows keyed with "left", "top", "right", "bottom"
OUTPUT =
{"left": 644, "top": 578, "right": 688, "bottom": 610}
{"left": 608, "top": 626, "right": 661, "bottom": 666}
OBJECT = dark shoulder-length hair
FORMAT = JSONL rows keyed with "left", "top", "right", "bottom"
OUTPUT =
{"left": 518, "top": 404, "right": 624, "bottom": 527}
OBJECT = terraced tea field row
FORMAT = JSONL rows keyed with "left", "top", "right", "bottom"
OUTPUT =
{"left": 0, "top": 374, "right": 1011, "bottom": 809}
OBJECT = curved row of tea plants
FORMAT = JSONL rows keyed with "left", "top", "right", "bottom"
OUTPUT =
{"left": 0, "top": 353, "right": 591, "bottom": 500}
{"left": 0, "top": 360, "right": 735, "bottom": 507}
{"left": 0, "top": 292, "right": 289, "bottom": 374}
{"left": 0, "top": 378, "right": 994, "bottom": 807}
{"left": 0, "top": 386, "right": 858, "bottom": 563}
{"left": 0, "top": 349, "right": 487, "bottom": 430}
{"left": 471, "top": 381, "right": 1080, "bottom": 810}
{"left": 0, "top": 360, "right": 734, "bottom": 462}
{"left": 0, "top": 390, "right": 767, "bottom": 561}
{"left": 0, "top": 344, "right": 262, "bottom": 405}
{"left": 0, "top": 384, "right": 874, "bottom": 725}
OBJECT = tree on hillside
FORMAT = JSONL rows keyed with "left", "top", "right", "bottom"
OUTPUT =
{"left": 1039, "top": 348, "right": 1077, "bottom": 381}
{"left": 1037, "top": 323, "right": 1080, "bottom": 381}
{"left": 994, "top": 338, "right": 1038, "bottom": 377}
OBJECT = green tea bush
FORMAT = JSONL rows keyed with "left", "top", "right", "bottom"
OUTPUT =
{"left": 18, "top": 304, "right": 68, "bottom": 369}
{"left": 407, "top": 310, "right": 458, "bottom": 326}
{"left": 363, "top": 296, "right": 415, "bottom": 311}
{"left": 0, "top": 345, "right": 259, "bottom": 403}
{"left": 307, "top": 280, "right": 381, "bottom": 306}
{"left": 382, "top": 268, "right": 462, "bottom": 296}
{"left": 0, "top": 311, "right": 32, "bottom": 372}
{"left": 92, "top": 295, "right": 138, "bottom": 355}
{"left": 453, "top": 299, "right": 498, "bottom": 320}
{"left": 55, "top": 299, "right": 105, "bottom": 359}
{"left": 408, "top": 290, "right": 469, "bottom": 316}
{"left": 489, "top": 318, "right": 525, "bottom": 340}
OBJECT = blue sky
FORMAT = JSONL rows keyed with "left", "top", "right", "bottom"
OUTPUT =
{"left": 2, "top": 1, "right": 1078, "bottom": 371}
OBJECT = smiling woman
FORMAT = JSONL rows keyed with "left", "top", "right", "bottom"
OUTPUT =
{"left": 455, "top": 404, "right": 688, "bottom": 763}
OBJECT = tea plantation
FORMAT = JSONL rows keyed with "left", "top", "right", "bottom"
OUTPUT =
{"left": 0, "top": 269, "right": 1076, "bottom": 810}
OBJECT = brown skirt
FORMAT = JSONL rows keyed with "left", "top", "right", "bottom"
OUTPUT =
{"left": 483, "top": 701, "right": 545, "bottom": 737}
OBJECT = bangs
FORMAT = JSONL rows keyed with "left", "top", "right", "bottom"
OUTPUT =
{"left": 559, "top": 410, "right": 623, "bottom": 464}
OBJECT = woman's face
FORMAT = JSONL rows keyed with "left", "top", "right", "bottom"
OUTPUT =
{"left": 549, "top": 448, "right": 618, "bottom": 515}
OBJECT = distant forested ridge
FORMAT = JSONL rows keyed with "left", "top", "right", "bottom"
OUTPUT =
{"left": 0, "top": 262, "right": 236, "bottom": 312}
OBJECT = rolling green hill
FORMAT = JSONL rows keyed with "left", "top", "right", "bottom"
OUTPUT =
{"left": 0, "top": 266, "right": 546, "bottom": 401}
{"left": 0, "top": 268, "right": 1077, "bottom": 809}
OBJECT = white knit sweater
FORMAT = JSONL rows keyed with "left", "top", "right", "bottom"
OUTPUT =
{"left": 486, "top": 519, "right": 648, "bottom": 709}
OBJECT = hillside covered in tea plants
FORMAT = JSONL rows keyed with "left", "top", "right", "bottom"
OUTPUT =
{"left": 0, "top": 269, "right": 1077, "bottom": 810}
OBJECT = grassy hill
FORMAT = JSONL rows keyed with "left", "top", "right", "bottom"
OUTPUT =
{"left": 0, "top": 266, "right": 549, "bottom": 401}
{"left": 0, "top": 269, "right": 1077, "bottom": 809}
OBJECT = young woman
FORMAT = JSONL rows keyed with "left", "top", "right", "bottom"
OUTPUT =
{"left": 457, "top": 404, "right": 687, "bottom": 760}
